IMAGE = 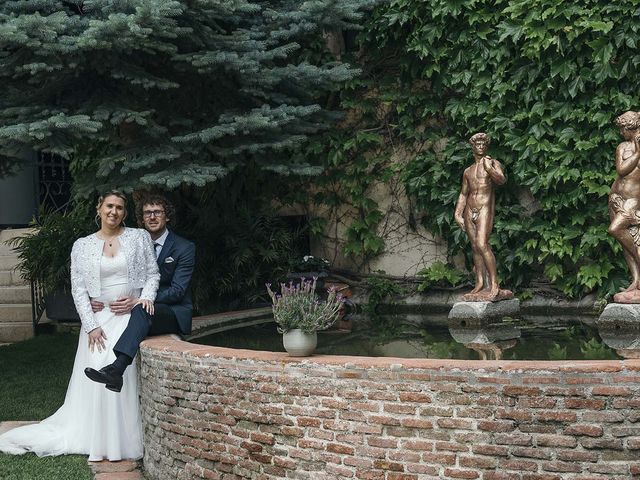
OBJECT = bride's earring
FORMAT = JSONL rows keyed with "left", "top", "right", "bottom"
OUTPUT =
{"left": 94, "top": 213, "right": 101, "bottom": 227}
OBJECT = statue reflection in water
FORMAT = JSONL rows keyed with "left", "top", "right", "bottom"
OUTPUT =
{"left": 448, "top": 318, "right": 521, "bottom": 360}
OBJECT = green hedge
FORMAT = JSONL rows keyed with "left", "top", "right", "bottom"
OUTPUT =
{"left": 345, "top": 0, "right": 639, "bottom": 297}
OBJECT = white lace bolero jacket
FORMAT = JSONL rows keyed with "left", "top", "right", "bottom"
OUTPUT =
{"left": 70, "top": 228, "right": 160, "bottom": 333}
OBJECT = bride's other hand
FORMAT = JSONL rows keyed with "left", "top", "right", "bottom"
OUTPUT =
{"left": 109, "top": 296, "right": 138, "bottom": 315}
{"left": 90, "top": 300, "right": 105, "bottom": 313}
{"left": 88, "top": 327, "right": 107, "bottom": 353}
{"left": 136, "top": 299, "right": 154, "bottom": 316}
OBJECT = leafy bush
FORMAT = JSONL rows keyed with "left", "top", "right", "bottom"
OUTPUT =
{"left": 417, "top": 261, "right": 467, "bottom": 291}
{"left": 9, "top": 206, "right": 93, "bottom": 294}
{"left": 317, "top": 0, "right": 639, "bottom": 298}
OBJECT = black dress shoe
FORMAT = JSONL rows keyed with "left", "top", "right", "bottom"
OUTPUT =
{"left": 84, "top": 366, "right": 123, "bottom": 393}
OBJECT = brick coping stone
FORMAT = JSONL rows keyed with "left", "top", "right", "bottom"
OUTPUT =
{"left": 141, "top": 335, "right": 640, "bottom": 372}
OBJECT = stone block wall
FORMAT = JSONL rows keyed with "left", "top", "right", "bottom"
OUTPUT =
{"left": 140, "top": 337, "right": 640, "bottom": 480}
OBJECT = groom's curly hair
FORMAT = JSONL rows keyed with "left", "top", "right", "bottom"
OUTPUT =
{"left": 135, "top": 193, "right": 176, "bottom": 227}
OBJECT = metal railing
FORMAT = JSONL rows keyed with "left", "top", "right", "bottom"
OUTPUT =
{"left": 30, "top": 279, "right": 46, "bottom": 330}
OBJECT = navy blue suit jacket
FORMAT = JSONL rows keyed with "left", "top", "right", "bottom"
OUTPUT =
{"left": 156, "top": 230, "right": 195, "bottom": 335}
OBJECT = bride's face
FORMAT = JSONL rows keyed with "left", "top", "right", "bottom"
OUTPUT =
{"left": 98, "top": 195, "right": 126, "bottom": 229}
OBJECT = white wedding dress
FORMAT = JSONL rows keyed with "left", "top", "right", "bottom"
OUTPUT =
{"left": 0, "top": 251, "right": 143, "bottom": 461}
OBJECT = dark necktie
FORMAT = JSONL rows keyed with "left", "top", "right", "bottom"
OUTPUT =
{"left": 154, "top": 242, "right": 161, "bottom": 256}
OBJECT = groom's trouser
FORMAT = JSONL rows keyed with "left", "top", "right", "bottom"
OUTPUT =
{"left": 113, "top": 303, "right": 181, "bottom": 359}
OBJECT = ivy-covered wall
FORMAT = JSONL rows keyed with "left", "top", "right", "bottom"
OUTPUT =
{"left": 312, "top": 0, "right": 639, "bottom": 298}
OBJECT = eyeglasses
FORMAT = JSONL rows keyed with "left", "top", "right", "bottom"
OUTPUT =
{"left": 143, "top": 209, "right": 165, "bottom": 218}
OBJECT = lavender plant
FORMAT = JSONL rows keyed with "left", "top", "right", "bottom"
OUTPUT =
{"left": 266, "top": 277, "right": 344, "bottom": 334}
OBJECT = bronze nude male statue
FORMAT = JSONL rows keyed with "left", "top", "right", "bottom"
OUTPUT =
{"left": 609, "top": 111, "right": 640, "bottom": 303}
{"left": 454, "top": 133, "right": 513, "bottom": 302}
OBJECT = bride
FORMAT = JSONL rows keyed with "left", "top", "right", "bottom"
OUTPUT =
{"left": 0, "top": 190, "right": 159, "bottom": 461}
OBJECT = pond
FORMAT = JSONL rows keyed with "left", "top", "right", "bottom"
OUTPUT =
{"left": 193, "top": 315, "right": 622, "bottom": 361}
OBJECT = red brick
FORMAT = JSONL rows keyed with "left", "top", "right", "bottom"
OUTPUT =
{"left": 556, "top": 450, "right": 598, "bottom": 462}
{"left": 437, "top": 418, "right": 474, "bottom": 430}
{"left": 494, "top": 433, "right": 533, "bottom": 446}
{"left": 355, "top": 471, "right": 385, "bottom": 480}
{"left": 372, "top": 460, "right": 404, "bottom": 472}
{"left": 495, "top": 408, "right": 533, "bottom": 421}
{"left": 518, "top": 397, "right": 557, "bottom": 408}
{"left": 503, "top": 386, "right": 542, "bottom": 396}
{"left": 402, "top": 439, "right": 434, "bottom": 451}
{"left": 368, "top": 415, "right": 401, "bottom": 426}
{"left": 482, "top": 472, "right": 520, "bottom": 480}
{"left": 367, "top": 437, "right": 398, "bottom": 448}
{"left": 325, "top": 464, "right": 355, "bottom": 477}
{"left": 521, "top": 475, "right": 562, "bottom": 480}
{"left": 519, "top": 424, "right": 555, "bottom": 434}
{"left": 422, "top": 452, "right": 456, "bottom": 465}
{"left": 587, "top": 463, "right": 630, "bottom": 474}
{"left": 580, "top": 437, "right": 624, "bottom": 450}
{"left": 582, "top": 411, "right": 625, "bottom": 423}
{"left": 535, "top": 434, "right": 577, "bottom": 448}
{"left": 383, "top": 403, "right": 416, "bottom": 414}
{"left": 343, "top": 457, "right": 373, "bottom": 469}
{"left": 535, "top": 410, "right": 577, "bottom": 422}
{"left": 457, "top": 406, "right": 493, "bottom": 418}
{"left": 444, "top": 468, "right": 480, "bottom": 479}
{"left": 240, "top": 441, "right": 262, "bottom": 453}
{"left": 591, "top": 386, "right": 633, "bottom": 396}
{"left": 512, "top": 447, "right": 552, "bottom": 460}
{"left": 406, "top": 463, "right": 439, "bottom": 475}
{"left": 297, "top": 417, "right": 321, "bottom": 427}
{"left": 522, "top": 376, "right": 560, "bottom": 384}
{"left": 564, "top": 398, "right": 606, "bottom": 409}
{"left": 459, "top": 455, "right": 498, "bottom": 469}
{"left": 387, "top": 474, "right": 419, "bottom": 480}
{"left": 563, "top": 425, "right": 603, "bottom": 437}
{"left": 462, "top": 384, "right": 499, "bottom": 394}
{"left": 500, "top": 459, "right": 538, "bottom": 471}
{"left": 401, "top": 417, "right": 433, "bottom": 429}
{"left": 478, "top": 420, "right": 515, "bottom": 432}
{"left": 542, "top": 461, "right": 583, "bottom": 473}
{"left": 326, "top": 443, "right": 355, "bottom": 455}
{"left": 249, "top": 432, "right": 274, "bottom": 445}
{"left": 472, "top": 444, "right": 509, "bottom": 457}
{"left": 388, "top": 451, "right": 421, "bottom": 463}
{"left": 435, "top": 441, "right": 469, "bottom": 452}
{"left": 398, "top": 392, "right": 432, "bottom": 403}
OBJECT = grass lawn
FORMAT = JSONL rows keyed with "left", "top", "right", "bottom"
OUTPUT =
{"left": 0, "top": 332, "right": 92, "bottom": 479}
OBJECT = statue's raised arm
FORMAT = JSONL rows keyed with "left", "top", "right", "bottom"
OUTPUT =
{"left": 609, "top": 111, "right": 640, "bottom": 303}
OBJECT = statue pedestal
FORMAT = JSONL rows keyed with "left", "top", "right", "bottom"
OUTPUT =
{"left": 596, "top": 303, "right": 640, "bottom": 359}
{"left": 448, "top": 298, "right": 520, "bottom": 322}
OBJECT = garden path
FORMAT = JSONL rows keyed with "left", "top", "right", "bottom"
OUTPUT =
{"left": 0, "top": 421, "right": 143, "bottom": 480}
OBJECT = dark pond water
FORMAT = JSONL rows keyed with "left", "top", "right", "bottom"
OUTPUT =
{"left": 194, "top": 316, "right": 622, "bottom": 361}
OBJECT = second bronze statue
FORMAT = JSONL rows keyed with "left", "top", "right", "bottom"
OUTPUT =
{"left": 454, "top": 133, "right": 513, "bottom": 302}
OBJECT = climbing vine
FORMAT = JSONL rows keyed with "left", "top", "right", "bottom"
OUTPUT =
{"left": 313, "top": 0, "right": 639, "bottom": 298}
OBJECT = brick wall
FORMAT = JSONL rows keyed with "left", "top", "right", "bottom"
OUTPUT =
{"left": 140, "top": 337, "right": 640, "bottom": 480}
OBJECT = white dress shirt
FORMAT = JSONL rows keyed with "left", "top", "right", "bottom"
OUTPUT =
{"left": 153, "top": 228, "right": 169, "bottom": 259}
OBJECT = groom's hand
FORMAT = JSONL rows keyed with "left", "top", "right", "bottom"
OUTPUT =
{"left": 90, "top": 300, "right": 105, "bottom": 313}
{"left": 109, "top": 296, "right": 138, "bottom": 315}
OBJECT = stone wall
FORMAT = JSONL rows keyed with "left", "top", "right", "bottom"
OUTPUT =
{"left": 140, "top": 337, "right": 640, "bottom": 480}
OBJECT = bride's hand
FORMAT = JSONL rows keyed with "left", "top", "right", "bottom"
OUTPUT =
{"left": 136, "top": 299, "right": 154, "bottom": 316}
{"left": 88, "top": 327, "right": 107, "bottom": 353}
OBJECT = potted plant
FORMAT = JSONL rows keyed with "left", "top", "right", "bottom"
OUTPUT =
{"left": 266, "top": 276, "right": 344, "bottom": 356}
{"left": 9, "top": 206, "right": 93, "bottom": 321}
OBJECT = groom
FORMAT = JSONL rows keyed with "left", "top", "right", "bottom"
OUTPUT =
{"left": 85, "top": 194, "right": 196, "bottom": 392}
